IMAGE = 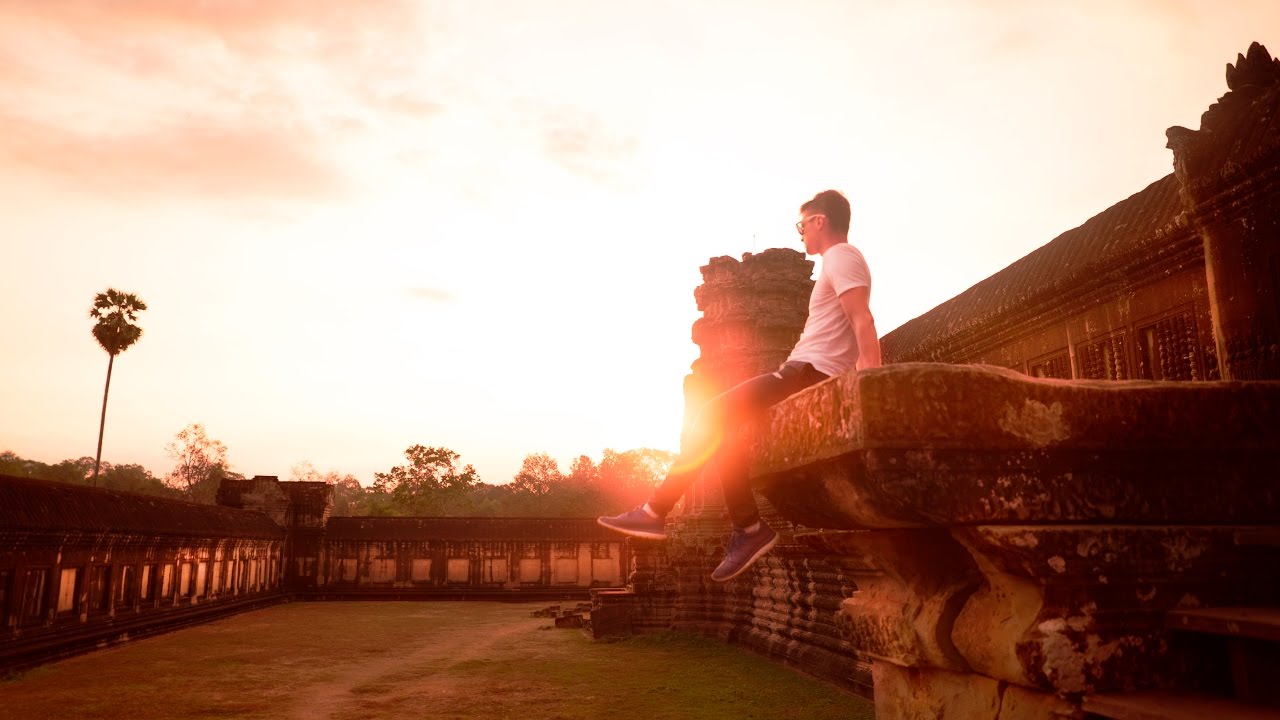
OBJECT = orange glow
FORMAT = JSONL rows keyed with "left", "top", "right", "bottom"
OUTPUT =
{"left": 1, "top": 1, "right": 1277, "bottom": 484}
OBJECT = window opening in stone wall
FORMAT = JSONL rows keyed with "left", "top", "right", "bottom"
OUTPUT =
{"left": 336, "top": 558, "right": 358, "bottom": 583}
{"left": 410, "top": 558, "right": 431, "bottom": 582}
{"left": 180, "top": 563, "right": 193, "bottom": 598}
{"left": 23, "top": 568, "right": 48, "bottom": 621}
{"left": 57, "top": 568, "right": 80, "bottom": 615}
{"left": 446, "top": 558, "right": 469, "bottom": 583}
{"left": 299, "top": 557, "right": 320, "bottom": 582}
{"left": 88, "top": 565, "right": 110, "bottom": 613}
{"left": 1137, "top": 311, "right": 1199, "bottom": 381}
{"left": 1029, "top": 351, "right": 1071, "bottom": 379}
{"left": 195, "top": 562, "right": 208, "bottom": 598}
{"left": 590, "top": 542, "right": 613, "bottom": 560}
{"left": 116, "top": 565, "right": 136, "bottom": 608}
{"left": 140, "top": 564, "right": 153, "bottom": 602}
{"left": 519, "top": 557, "right": 542, "bottom": 583}
{"left": 359, "top": 557, "right": 388, "bottom": 583}
{"left": 1076, "top": 332, "right": 1130, "bottom": 380}
{"left": 160, "top": 564, "right": 174, "bottom": 601}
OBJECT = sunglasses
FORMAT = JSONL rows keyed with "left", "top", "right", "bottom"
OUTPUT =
{"left": 795, "top": 214, "right": 825, "bottom": 234}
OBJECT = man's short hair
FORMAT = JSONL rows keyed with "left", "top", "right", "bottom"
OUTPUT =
{"left": 800, "top": 190, "right": 851, "bottom": 235}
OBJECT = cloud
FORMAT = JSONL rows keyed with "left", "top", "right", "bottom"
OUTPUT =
{"left": 531, "top": 105, "right": 641, "bottom": 185}
{"left": 0, "top": 113, "right": 343, "bottom": 200}
{"left": 407, "top": 287, "right": 455, "bottom": 303}
{"left": 0, "top": 1, "right": 423, "bottom": 48}
{"left": 0, "top": 0, "right": 433, "bottom": 200}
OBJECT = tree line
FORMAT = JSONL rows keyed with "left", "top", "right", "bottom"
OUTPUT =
{"left": 315, "top": 445, "right": 675, "bottom": 517}
{"left": 0, "top": 439, "right": 673, "bottom": 518}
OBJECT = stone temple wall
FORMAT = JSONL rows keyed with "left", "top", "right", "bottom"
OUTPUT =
{"left": 0, "top": 474, "right": 286, "bottom": 673}
{"left": 307, "top": 517, "right": 625, "bottom": 597}
{"left": 219, "top": 477, "right": 629, "bottom": 598}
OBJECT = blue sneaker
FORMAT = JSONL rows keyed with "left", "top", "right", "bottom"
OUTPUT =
{"left": 597, "top": 507, "right": 667, "bottom": 540}
{"left": 710, "top": 523, "right": 778, "bottom": 582}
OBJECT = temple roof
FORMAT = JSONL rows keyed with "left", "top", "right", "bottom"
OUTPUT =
{"left": 325, "top": 516, "right": 620, "bottom": 541}
{"left": 0, "top": 474, "right": 284, "bottom": 539}
{"left": 881, "top": 173, "right": 1188, "bottom": 361}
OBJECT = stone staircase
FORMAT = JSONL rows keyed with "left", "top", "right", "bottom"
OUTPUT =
{"left": 1085, "top": 530, "right": 1280, "bottom": 720}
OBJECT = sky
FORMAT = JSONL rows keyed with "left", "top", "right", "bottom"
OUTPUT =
{"left": 1, "top": 1, "right": 1277, "bottom": 487}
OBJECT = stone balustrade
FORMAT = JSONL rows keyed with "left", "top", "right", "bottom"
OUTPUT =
{"left": 744, "top": 363, "right": 1280, "bottom": 717}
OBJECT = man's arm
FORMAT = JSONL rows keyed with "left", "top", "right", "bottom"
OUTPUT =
{"left": 838, "top": 286, "right": 881, "bottom": 370}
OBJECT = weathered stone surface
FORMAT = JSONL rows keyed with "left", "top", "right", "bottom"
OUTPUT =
{"left": 0, "top": 474, "right": 286, "bottom": 673}
{"left": 799, "top": 529, "right": 979, "bottom": 671}
{"left": 999, "top": 684, "right": 1084, "bottom": 720}
{"left": 952, "top": 525, "right": 1280, "bottom": 694}
{"left": 753, "top": 363, "right": 1280, "bottom": 528}
{"left": 872, "top": 664, "right": 1001, "bottom": 720}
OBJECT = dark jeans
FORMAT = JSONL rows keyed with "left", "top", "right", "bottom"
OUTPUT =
{"left": 647, "top": 360, "right": 830, "bottom": 528}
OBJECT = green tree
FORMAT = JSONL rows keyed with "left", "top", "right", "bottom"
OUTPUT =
{"left": 165, "top": 423, "right": 229, "bottom": 503}
{"left": 566, "top": 454, "right": 599, "bottom": 484}
{"left": 45, "top": 456, "right": 95, "bottom": 485}
{"left": 89, "top": 288, "right": 147, "bottom": 484}
{"left": 0, "top": 450, "right": 43, "bottom": 478}
{"left": 98, "top": 462, "right": 179, "bottom": 497}
{"left": 510, "top": 452, "right": 563, "bottom": 496}
{"left": 596, "top": 447, "right": 675, "bottom": 508}
{"left": 373, "top": 445, "right": 480, "bottom": 516}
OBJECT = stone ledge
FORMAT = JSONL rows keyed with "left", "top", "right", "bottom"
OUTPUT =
{"left": 749, "top": 363, "right": 1280, "bottom": 528}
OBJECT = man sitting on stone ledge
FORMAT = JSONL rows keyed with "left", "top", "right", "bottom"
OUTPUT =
{"left": 598, "top": 189, "right": 883, "bottom": 581}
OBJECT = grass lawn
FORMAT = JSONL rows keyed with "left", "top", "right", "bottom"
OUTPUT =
{"left": 0, "top": 601, "right": 875, "bottom": 720}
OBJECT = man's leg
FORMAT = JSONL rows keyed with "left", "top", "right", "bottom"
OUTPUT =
{"left": 709, "top": 361, "right": 829, "bottom": 581}
{"left": 599, "top": 362, "right": 828, "bottom": 541}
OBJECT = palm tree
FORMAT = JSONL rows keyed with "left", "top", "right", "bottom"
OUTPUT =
{"left": 89, "top": 289, "right": 147, "bottom": 485}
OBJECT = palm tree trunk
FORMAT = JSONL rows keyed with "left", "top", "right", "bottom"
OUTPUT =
{"left": 92, "top": 353, "right": 114, "bottom": 486}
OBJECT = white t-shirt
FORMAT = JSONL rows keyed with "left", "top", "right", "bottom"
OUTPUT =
{"left": 787, "top": 243, "right": 871, "bottom": 377}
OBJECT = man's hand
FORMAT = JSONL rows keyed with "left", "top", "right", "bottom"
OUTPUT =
{"left": 839, "top": 286, "right": 881, "bottom": 370}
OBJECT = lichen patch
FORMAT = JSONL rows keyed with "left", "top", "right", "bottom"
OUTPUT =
{"left": 998, "top": 400, "right": 1070, "bottom": 447}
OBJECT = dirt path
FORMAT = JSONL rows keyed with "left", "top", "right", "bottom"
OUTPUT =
{"left": 289, "top": 612, "right": 534, "bottom": 720}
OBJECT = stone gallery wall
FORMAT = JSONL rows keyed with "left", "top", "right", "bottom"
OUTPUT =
{"left": 308, "top": 517, "right": 627, "bottom": 598}
{"left": 218, "top": 476, "right": 630, "bottom": 599}
{"left": 0, "top": 474, "right": 286, "bottom": 672}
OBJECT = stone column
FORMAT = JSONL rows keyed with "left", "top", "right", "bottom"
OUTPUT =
{"left": 669, "top": 250, "right": 814, "bottom": 632}
{"left": 1167, "top": 42, "right": 1280, "bottom": 380}
{"left": 680, "top": 248, "right": 814, "bottom": 516}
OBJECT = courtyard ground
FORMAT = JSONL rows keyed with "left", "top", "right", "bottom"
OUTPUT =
{"left": 0, "top": 601, "right": 875, "bottom": 719}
